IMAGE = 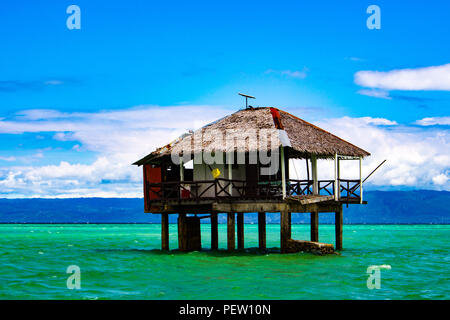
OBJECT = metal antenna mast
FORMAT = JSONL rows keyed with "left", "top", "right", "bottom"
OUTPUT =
{"left": 238, "top": 93, "right": 255, "bottom": 109}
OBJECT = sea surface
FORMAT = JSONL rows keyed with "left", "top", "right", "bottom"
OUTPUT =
{"left": 0, "top": 224, "right": 448, "bottom": 300}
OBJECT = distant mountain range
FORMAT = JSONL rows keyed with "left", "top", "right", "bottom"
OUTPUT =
{"left": 0, "top": 190, "right": 448, "bottom": 224}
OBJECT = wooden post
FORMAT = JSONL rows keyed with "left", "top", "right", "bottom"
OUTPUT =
{"left": 237, "top": 212, "right": 244, "bottom": 249}
{"left": 178, "top": 213, "right": 186, "bottom": 251}
{"left": 161, "top": 213, "right": 169, "bottom": 250}
{"left": 280, "top": 147, "right": 286, "bottom": 198}
{"left": 311, "top": 211, "right": 318, "bottom": 242}
{"left": 211, "top": 213, "right": 218, "bottom": 250}
{"left": 335, "top": 205, "right": 343, "bottom": 250}
{"left": 228, "top": 162, "right": 233, "bottom": 195}
{"left": 311, "top": 154, "right": 318, "bottom": 195}
{"left": 258, "top": 212, "right": 266, "bottom": 250}
{"left": 334, "top": 153, "right": 338, "bottom": 200}
{"left": 359, "top": 156, "right": 363, "bottom": 204}
{"left": 288, "top": 211, "right": 291, "bottom": 239}
{"left": 178, "top": 215, "right": 201, "bottom": 251}
{"left": 337, "top": 156, "right": 341, "bottom": 200}
{"left": 180, "top": 159, "right": 184, "bottom": 182}
{"left": 227, "top": 213, "right": 235, "bottom": 251}
{"left": 280, "top": 210, "right": 290, "bottom": 253}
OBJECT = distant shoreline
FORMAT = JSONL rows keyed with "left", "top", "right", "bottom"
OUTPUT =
{"left": 1, "top": 222, "right": 448, "bottom": 225}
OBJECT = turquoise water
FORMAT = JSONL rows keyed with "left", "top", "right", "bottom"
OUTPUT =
{"left": 0, "top": 224, "right": 448, "bottom": 300}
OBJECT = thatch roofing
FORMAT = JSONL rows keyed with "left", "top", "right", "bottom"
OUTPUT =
{"left": 133, "top": 107, "right": 370, "bottom": 165}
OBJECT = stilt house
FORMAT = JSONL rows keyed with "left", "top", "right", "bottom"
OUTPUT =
{"left": 133, "top": 107, "right": 370, "bottom": 253}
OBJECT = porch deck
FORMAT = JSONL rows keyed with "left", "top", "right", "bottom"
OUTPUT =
{"left": 145, "top": 178, "right": 364, "bottom": 213}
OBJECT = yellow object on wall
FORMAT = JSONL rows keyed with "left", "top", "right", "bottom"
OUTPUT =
{"left": 211, "top": 168, "right": 221, "bottom": 179}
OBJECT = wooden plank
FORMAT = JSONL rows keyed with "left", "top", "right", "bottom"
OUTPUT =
{"left": 280, "top": 210, "right": 290, "bottom": 253}
{"left": 311, "top": 211, "right": 318, "bottom": 242}
{"left": 227, "top": 213, "right": 235, "bottom": 251}
{"left": 213, "top": 201, "right": 341, "bottom": 214}
{"left": 210, "top": 213, "right": 218, "bottom": 250}
{"left": 286, "top": 195, "right": 334, "bottom": 205}
{"left": 237, "top": 212, "right": 244, "bottom": 249}
{"left": 258, "top": 212, "right": 266, "bottom": 250}
{"left": 335, "top": 205, "right": 343, "bottom": 250}
{"left": 161, "top": 213, "right": 169, "bottom": 250}
{"left": 300, "top": 195, "right": 334, "bottom": 205}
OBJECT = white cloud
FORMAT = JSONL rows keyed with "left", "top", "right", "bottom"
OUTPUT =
{"left": 315, "top": 117, "right": 450, "bottom": 190}
{"left": 0, "top": 106, "right": 449, "bottom": 197}
{"left": 44, "top": 80, "right": 64, "bottom": 86}
{"left": 0, "top": 105, "right": 231, "bottom": 198}
{"left": 355, "top": 63, "right": 450, "bottom": 91}
{"left": 432, "top": 173, "right": 449, "bottom": 185}
{"left": 265, "top": 68, "right": 308, "bottom": 79}
{"left": 357, "top": 117, "right": 398, "bottom": 126}
{"left": 0, "top": 156, "right": 16, "bottom": 161}
{"left": 415, "top": 116, "right": 450, "bottom": 126}
{"left": 357, "top": 89, "right": 391, "bottom": 99}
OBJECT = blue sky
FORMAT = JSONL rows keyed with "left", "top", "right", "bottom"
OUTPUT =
{"left": 0, "top": 1, "right": 449, "bottom": 197}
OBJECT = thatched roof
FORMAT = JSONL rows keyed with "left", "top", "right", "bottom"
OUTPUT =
{"left": 133, "top": 107, "right": 370, "bottom": 165}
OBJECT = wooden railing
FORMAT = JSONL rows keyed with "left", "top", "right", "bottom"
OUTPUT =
{"left": 339, "top": 179, "right": 361, "bottom": 203}
{"left": 146, "top": 178, "right": 361, "bottom": 203}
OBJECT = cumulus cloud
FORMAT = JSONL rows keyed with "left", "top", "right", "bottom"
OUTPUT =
{"left": 315, "top": 117, "right": 450, "bottom": 190}
{"left": 355, "top": 63, "right": 450, "bottom": 91}
{"left": 415, "top": 116, "right": 450, "bottom": 126}
{"left": 0, "top": 105, "right": 449, "bottom": 197}
{"left": 0, "top": 105, "right": 231, "bottom": 198}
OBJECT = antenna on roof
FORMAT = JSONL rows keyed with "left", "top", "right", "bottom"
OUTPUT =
{"left": 238, "top": 93, "right": 255, "bottom": 109}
